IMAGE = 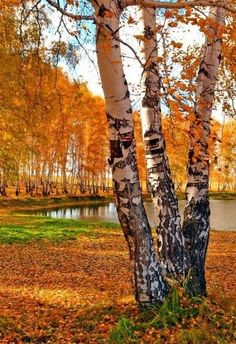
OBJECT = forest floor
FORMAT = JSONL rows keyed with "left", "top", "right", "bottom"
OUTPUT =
{"left": 0, "top": 212, "right": 235, "bottom": 343}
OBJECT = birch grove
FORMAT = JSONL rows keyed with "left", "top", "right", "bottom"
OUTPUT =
{"left": 11, "top": 0, "right": 235, "bottom": 305}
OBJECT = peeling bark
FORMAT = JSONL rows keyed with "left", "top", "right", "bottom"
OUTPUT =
{"left": 140, "top": 8, "right": 184, "bottom": 277}
{"left": 92, "top": 0, "right": 168, "bottom": 304}
{"left": 183, "top": 4, "right": 226, "bottom": 296}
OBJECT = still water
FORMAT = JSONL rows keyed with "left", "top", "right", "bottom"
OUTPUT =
{"left": 38, "top": 200, "right": 236, "bottom": 231}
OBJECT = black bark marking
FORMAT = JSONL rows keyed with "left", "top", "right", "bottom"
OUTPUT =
{"left": 121, "top": 140, "right": 131, "bottom": 148}
{"left": 108, "top": 131, "right": 134, "bottom": 165}
{"left": 116, "top": 180, "right": 140, "bottom": 199}
{"left": 198, "top": 67, "right": 210, "bottom": 78}
{"left": 183, "top": 198, "right": 210, "bottom": 296}
{"left": 189, "top": 149, "right": 194, "bottom": 162}
{"left": 108, "top": 140, "right": 123, "bottom": 165}
{"left": 117, "top": 0, "right": 123, "bottom": 10}
{"left": 107, "top": 113, "right": 130, "bottom": 130}
{"left": 149, "top": 138, "right": 159, "bottom": 146}
{"left": 149, "top": 166, "right": 161, "bottom": 174}
{"left": 144, "top": 25, "right": 154, "bottom": 39}
{"left": 142, "top": 95, "right": 159, "bottom": 109}
{"left": 145, "top": 133, "right": 164, "bottom": 157}
{"left": 150, "top": 148, "right": 164, "bottom": 155}
{"left": 144, "top": 128, "right": 159, "bottom": 138}
{"left": 123, "top": 89, "right": 130, "bottom": 99}
{"left": 98, "top": 4, "right": 108, "bottom": 17}
{"left": 120, "top": 132, "right": 133, "bottom": 150}
{"left": 148, "top": 61, "right": 158, "bottom": 69}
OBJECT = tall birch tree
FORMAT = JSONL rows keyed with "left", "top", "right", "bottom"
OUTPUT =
{"left": 91, "top": 0, "right": 168, "bottom": 304}
{"left": 182, "top": 3, "right": 227, "bottom": 296}
{"left": 139, "top": 7, "right": 185, "bottom": 278}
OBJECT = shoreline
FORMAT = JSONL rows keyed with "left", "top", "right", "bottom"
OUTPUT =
{"left": 0, "top": 195, "right": 113, "bottom": 212}
{"left": 0, "top": 191, "right": 235, "bottom": 212}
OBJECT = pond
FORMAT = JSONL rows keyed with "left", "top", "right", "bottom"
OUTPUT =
{"left": 37, "top": 200, "right": 236, "bottom": 231}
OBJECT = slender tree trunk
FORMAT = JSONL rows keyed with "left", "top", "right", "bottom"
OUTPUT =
{"left": 0, "top": 170, "right": 7, "bottom": 196}
{"left": 15, "top": 168, "right": 20, "bottom": 196}
{"left": 93, "top": 0, "right": 168, "bottom": 304}
{"left": 61, "top": 158, "right": 68, "bottom": 194}
{"left": 140, "top": 8, "right": 184, "bottom": 277}
{"left": 183, "top": 4, "right": 226, "bottom": 296}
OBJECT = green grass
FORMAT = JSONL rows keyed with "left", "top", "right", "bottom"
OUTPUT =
{"left": 109, "top": 318, "right": 138, "bottom": 344}
{"left": 108, "top": 287, "right": 236, "bottom": 344}
{"left": 0, "top": 213, "right": 120, "bottom": 244}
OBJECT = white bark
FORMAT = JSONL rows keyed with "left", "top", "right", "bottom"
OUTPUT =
{"left": 139, "top": 8, "right": 184, "bottom": 277}
{"left": 92, "top": 0, "right": 168, "bottom": 304}
{"left": 183, "top": 3, "right": 226, "bottom": 295}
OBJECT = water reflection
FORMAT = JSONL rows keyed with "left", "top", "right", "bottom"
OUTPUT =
{"left": 41, "top": 203, "right": 118, "bottom": 223}
{"left": 38, "top": 200, "right": 236, "bottom": 231}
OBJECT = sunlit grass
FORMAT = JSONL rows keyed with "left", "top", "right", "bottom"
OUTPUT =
{"left": 0, "top": 213, "right": 120, "bottom": 244}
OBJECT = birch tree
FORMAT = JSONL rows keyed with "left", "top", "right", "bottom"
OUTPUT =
{"left": 137, "top": 2, "right": 228, "bottom": 296}
{"left": 182, "top": 3, "right": 227, "bottom": 296}
{"left": 91, "top": 0, "right": 168, "bottom": 304}
{"left": 139, "top": 7, "right": 185, "bottom": 278}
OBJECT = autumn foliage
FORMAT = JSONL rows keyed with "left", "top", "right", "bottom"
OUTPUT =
{"left": 0, "top": 4, "right": 109, "bottom": 197}
{"left": 0, "top": 3, "right": 235, "bottom": 197}
{"left": 0, "top": 1, "right": 235, "bottom": 342}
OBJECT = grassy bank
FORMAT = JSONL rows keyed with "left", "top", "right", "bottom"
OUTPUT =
{"left": 0, "top": 191, "right": 235, "bottom": 212}
{"left": 0, "top": 195, "right": 113, "bottom": 211}
{"left": 0, "top": 212, "right": 119, "bottom": 244}
{"left": 0, "top": 211, "right": 235, "bottom": 343}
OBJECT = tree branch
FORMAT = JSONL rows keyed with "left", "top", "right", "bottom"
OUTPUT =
{"left": 121, "top": 0, "right": 235, "bottom": 14}
{"left": 45, "top": 0, "right": 95, "bottom": 20}
{"left": 105, "top": 24, "right": 144, "bottom": 67}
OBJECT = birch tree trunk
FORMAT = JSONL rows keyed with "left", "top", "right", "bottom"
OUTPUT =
{"left": 92, "top": 0, "right": 168, "bottom": 304}
{"left": 140, "top": 8, "right": 184, "bottom": 277}
{"left": 183, "top": 4, "right": 226, "bottom": 296}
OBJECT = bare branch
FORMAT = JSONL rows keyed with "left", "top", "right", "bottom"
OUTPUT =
{"left": 21, "top": 0, "right": 42, "bottom": 24}
{"left": 122, "top": 0, "right": 236, "bottom": 14}
{"left": 61, "top": 17, "right": 99, "bottom": 73}
{"left": 104, "top": 24, "right": 144, "bottom": 67}
{"left": 46, "top": 0, "right": 95, "bottom": 20}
